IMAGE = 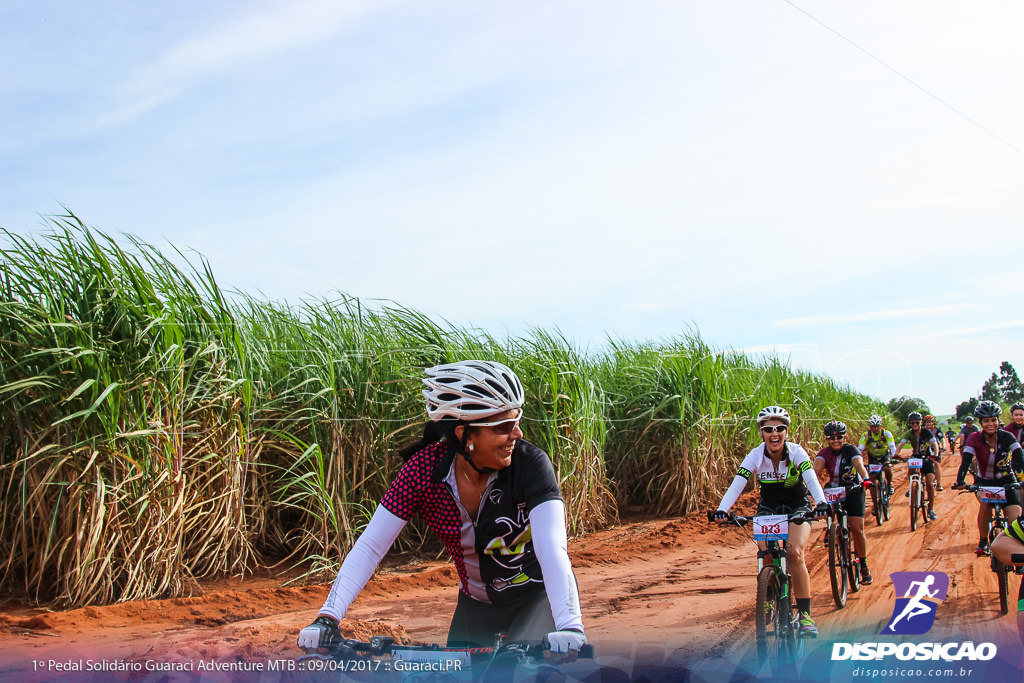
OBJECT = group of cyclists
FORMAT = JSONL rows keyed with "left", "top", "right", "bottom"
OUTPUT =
{"left": 295, "top": 358, "right": 1024, "bottom": 657}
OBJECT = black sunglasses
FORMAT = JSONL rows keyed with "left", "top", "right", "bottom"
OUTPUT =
{"left": 760, "top": 425, "right": 788, "bottom": 434}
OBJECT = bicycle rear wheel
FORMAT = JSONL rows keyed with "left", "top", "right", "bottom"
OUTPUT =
{"left": 847, "top": 538, "right": 861, "bottom": 594}
{"left": 827, "top": 523, "right": 847, "bottom": 608}
{"left": 756, "top": 566, "right": 784, "bottom": 664}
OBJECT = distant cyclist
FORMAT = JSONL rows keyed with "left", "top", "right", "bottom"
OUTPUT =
{"left": 713, "top": 406, "right": 829, "bottom": 637}
{"left": 954, "top": 400, "right": 1024, "bottom": 556}
{"left": 859, "top": 415, "right": 896, "bottom": 508}
{"left": 924, "top": 415, "right": 944, "bottom": 490}
{"left": 958, "top": 416, "right": 980, "bottom": 454}
{"left": 298, "top": 360, "right": 586, "bottom": 656}
{"left": 945, "top": 427, "right": 956, "bottom": 454}
{"left": 895, "top": 412, "right": 939, "bottom": 520}
{"left": 814, "top": 420, "right": 873, "bottom": 584}
{"left": 1004, "top": 403, "right": 1024, "bottom": 444}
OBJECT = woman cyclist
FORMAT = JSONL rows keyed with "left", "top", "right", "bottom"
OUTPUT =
{"left": 713, "top": 406, "right": 829, "bottom": 636}
{"left": 1004, "top": 403, "right": 1024, "bottom": 443}
{"left": 954, "top": 400, "right": 1024, "bottom": 556}
{"left": 814, "top": 421, "right": 873, "bottom": 584}
{"left": 298, "top": 360, "right": 586, "bottom": 656}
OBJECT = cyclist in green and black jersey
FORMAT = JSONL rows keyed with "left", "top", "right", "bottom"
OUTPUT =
{"left": 859, "top": 414, "right": 896, "bottom": 510}
{"left": 895, "top": 411, "right": 940, "bottom": 520}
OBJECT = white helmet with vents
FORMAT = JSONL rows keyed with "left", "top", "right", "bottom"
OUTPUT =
{"left": 422, "top": 360, "right": 525, "bottom": 422}
{"left": 757, "top": 405, "right": 791, "bottom": 427}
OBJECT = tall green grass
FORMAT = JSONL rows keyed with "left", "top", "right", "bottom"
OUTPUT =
{"left": 1, "top": 215, "right": 886, "bottom": 607}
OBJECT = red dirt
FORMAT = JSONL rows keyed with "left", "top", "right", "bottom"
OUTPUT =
{"left": 2, "top": 461, "right": 1022, "bottom": 680}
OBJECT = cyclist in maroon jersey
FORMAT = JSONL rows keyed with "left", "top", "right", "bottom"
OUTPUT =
{"left": 813, "top": 420, "right": 873, "bottom": 584}
{"left": 954, "top": 400, "right": 1024, "bottom": 556}
{"left": 1005, "top": 403, "right": 1024, "bottom": 443}
{"left": 298, "top": 361, "right": 586, "bottom": 657}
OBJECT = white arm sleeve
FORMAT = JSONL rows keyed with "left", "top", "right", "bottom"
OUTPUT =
{"left": 717, "top": 475, "right": 750, "bottom": 512}
{"left": 319, "top": 505, "right": 407, "bottom": 622}
{"left": 529, "top": 499, "right": 585, "bottom": 633}
{"left": 801, "top": 463, "right": 827, "bottom": 505}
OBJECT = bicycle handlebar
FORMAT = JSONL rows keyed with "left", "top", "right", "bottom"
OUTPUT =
{"left": 707, "top": 510, "right": 818, "bottom": 525}
{"left": 952, "top": 482, "right": 1023, "bottom": 493}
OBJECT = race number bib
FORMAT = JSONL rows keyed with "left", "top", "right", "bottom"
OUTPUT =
{"left": 977, "top": 486, "right": 1007, "bottom": 504}
{"left": 908, "top": 458, "right": 924, "bottom": 469}
{"left": 753, "top": 514, "right": 789, "bottom": 541}
{"left": 824, "top": 486, "right": 847, "bottom": 503}
{"left": 869, "top": 464, "right": 883, "bottom": 474}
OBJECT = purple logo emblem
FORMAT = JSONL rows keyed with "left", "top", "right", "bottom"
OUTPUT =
{"left": 881, "top": 572, "right": 949, "bottom": 635}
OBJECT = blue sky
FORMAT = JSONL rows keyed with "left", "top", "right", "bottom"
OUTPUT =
{"left": 2, "top": 1, "right": 1022, "bottom": 416}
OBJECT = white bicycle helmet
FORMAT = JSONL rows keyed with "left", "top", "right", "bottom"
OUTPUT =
{"left": 422, "top": 360, "right": 525, "bottom": 422}
{"left": 756, "top": 405, "right": 791, "bottom": 427}
{"left": 868, "top": 414, "right": 883, "bottom": 428}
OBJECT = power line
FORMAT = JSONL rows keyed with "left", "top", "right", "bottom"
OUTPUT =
{"left": 781, "top": 0, "right": 1024, "bottom": 159}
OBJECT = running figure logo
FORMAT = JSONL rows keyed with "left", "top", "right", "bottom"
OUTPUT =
{"left": 882, "top": 572, "right": 949, "bottom": 635}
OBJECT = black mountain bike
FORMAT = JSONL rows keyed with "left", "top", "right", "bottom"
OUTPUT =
{"left": 711, "top": 510, "right": 817, "bottom": 666}
{"left": 955, "top": 482, "right": 1023, "bottom": 614}
{"left": 867, "top": 462, "right": 892, "bottom": 526}
{"left": 823, "top": 485, "right": 863, "bottom": 608}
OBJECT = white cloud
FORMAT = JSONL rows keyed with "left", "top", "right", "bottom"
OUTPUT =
{"left": 775, "top": 305, "right": 975, "bottom": 328}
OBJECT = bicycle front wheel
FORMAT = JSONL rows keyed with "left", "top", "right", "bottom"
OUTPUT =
{"left": 910, "top": 481, "right": 920, "bottom": 531}
{"left": 990, "top": 527, "right": 1011, "bottom": 614}
{"left": 828, "top": 523, "right": 847, "bottom": 608}
{"left": 756, "top": 566, "right": 784, "bottom": 664}
{"left": 872, "top": 482, "right": 883, "bottom": 527}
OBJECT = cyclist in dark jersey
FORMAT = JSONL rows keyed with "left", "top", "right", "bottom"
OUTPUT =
{"left": 895, "top": 411, "right": 939, "bottom": 520}
{"left": 958, "top": 416, "right": 980, "bottom": 453}
{"left": 298, "top": 361, "right": 586, "bottom": 656}
{"left": 946, "top": 427, "right": 956, "bottom": 453}
{"left": 923, "top": 415, "right": 943, "bottom": 489}
{"left": 954, "top": 400, "right": 1024, "bottom": 556}
{"left": 813, "top": 420, "right": 873, "bottom": 584}
{"left": 713, "top": 405, "right": 828, "bottom": 637}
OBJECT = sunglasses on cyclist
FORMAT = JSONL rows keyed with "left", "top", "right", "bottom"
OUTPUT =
{"left": 471, "top": 412, "right": 523, "bottom": 435}
{"left": 760, "top": 425, "right": 788, "bottom": 434}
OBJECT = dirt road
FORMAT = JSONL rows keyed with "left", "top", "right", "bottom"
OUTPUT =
{"left": 2, "top": 460, "right": 1021, "bottom": 680}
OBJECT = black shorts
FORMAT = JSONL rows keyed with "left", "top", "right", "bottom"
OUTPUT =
{"left": 908, "top": 457, "right": 936, "bottom": 476}
{"left": 447, "top": 585, "right": 555, "bottom": 647}
{"left": 841, "top": 485, "right": 866, "bottom": 518}
{"left": 755, "top": 500, "right": 814, "bottom": 524}
{"left": 974, "top": 479, "right": 1023, "bottom": 507}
